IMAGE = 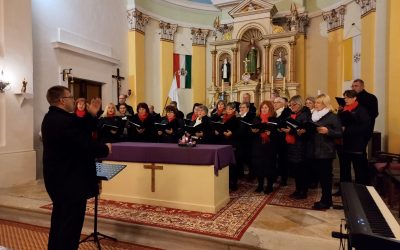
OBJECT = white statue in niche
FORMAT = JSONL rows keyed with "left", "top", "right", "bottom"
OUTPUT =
{"left": 275, "top": 52, "right": 286, "bottom": 78}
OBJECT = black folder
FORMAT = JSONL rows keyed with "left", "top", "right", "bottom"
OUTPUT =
{"left": 211, "top": 121, "right": 227, "bottom": 134}
{"left": 299, "top": 121, "right": 319, "bottom": 131}
{"left": 102, "top": 124, "right": 119, "bottom": 131}
{"left": 335, "top": 97, "right": 346, "bottom": 107}
{"left": 183, "top": 118, "right": 193, "bottom": 126}
{"left": 127, "top": 120, "right": 143, "bottom": 129}
{"left": 154, "top": 122, "right": 173, "bottom": 130}
{"left": 240, "top": 120, "right": 278, "bottom": 132}
{"left": 184, "top": 123, "right": 205, "bottom": 134}
{"left": 285, "top": 118, "right": 301, "bottom": 130}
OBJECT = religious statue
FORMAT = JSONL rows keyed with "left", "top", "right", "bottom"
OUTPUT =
{"left": 21, "top": 78, "right": 28, "bottom": 93}
{"left": 275, "top": 52, "right": 286, "bottom": 78}
{"left": 246, "top": 37, "right": 259, "bottom": 74}
{"left": 221, "top": 58, "right": 231, "bottom": 83}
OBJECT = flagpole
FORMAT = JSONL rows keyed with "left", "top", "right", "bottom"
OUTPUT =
{"left": 163, "top": 70, "right": 179, "bottom": 116}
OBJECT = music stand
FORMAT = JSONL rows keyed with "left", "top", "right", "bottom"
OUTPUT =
{"left": 79, "top": 162, "right": 126, "bottom": 250}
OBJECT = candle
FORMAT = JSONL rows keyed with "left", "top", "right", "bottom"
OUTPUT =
{"left": 317, "top": 89, "right": 321, "bottom": 95}
{"left": 221, "top": 79, "right": 224, "bottom": 93}
{"left": 283, "top": 77, "right": 286, "bottom": 90}
{"left": 230, "top": 81, "right": 233, "bottom": 93}
{"left": 271, "top": 76, "right": 274, "bottom": 90}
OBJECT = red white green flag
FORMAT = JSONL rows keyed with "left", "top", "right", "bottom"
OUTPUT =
{"left": 173, "top": 53, "right": 192, "bottom": 88}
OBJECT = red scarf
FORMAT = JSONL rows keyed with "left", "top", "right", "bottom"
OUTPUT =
{"left": 75, "top": 110, "right": 86, "bottom": 118}
{"left": 138, "top": 113, "right": 148, "bottom": 122}
{"left": 343, "top": 100, "right": 359, "bottom": 112}
{"left": 167, "top": 116, "right": 175, "bottom": 123}
{"left": 223, "top": 113, "right": 234, "bottom": 123}
{"left": 260, "top": 113, "right": 270, "bottom": 143}
{"left": 285, "top": 113, "right": 297, "bottom": 144}
{"left": 191, "top": 113, "right": 197, "bottom": 121}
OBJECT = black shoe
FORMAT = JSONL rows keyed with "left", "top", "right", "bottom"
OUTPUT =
{"left": 255, "top": 186, "right": 263, "bottom": 193}
{"left": 264, "top": 187, "right": 273, "bottom": 194}
{"left": 332, "top": 190, "right": 341, "bottom": 197}
{"left": 294, "top": 192, "right": 307, "bottom": 200}
{"left": 289, "top": 191, "right": 300, "bottom": 198}
{"left": 312, "top": 202, "right": 332, "bottom": 210}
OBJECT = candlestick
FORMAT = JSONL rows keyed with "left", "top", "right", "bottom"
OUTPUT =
{"left": 317, "top": 89, "right": 321, "bottom": 95}
{"left": 230, "top": 81, "right": 233, "bottom": 94}
{"left": 271, "top": 76, "right": 274, "bottom": 90}
{"left": 221, "top": 79, "right": 224, "bottom": 92}
{"left": 283, "top": 77, "right": 286, "bottom": 90}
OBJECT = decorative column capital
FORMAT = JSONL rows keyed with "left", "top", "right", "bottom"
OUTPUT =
{"left": 159, "top": 21, "right": 178, "bottom": 41}
{"left": 211, "top": 50, "right": 217, "bottom": 55}
{"left": 289, "top": 41, "right": 296, "bottom": 47}
{"left": 263, "top": 43, "right": 271, "bottom": 49}
{"left": 191, "top": 28, "right": 210, "bottom": 46}
{"left": 231, "top": 48, "right": 238, "bottom": 53}
{"left": 355, "top": 0, "right": 376, "bottom": 17}
{"left": 322, "top": 5, "right": 346, "bottom": 32}
{"left": 127, "top": 9, "right": 149, "bottom": 33}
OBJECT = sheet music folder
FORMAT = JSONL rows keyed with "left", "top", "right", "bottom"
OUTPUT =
{"left": 240, "top": 120, "right": 278, "bottom": 132}
{"left": 335, "top": 97, "right": 346, "bottom": 107}
{"left": 96, "top": 162, "right": 126, "bottom": 180}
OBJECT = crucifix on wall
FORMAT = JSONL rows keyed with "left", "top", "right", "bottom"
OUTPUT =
{"left": 112, "top": 68, "right": 125, "bottom": 101}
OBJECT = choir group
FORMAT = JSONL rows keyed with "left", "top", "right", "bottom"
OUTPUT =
{"left": 75, "top": 79, "right": 377, "bottom": 210}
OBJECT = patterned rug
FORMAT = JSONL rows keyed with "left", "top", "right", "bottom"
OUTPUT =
{"left": 40, "top": 181, "right": 339, "bottom": 241}
{"left": 0, "top": 219, "right": 161, "bottom": 250}
{"left": 41, "top": 181, "right": 272, "bottom": 241}
{"left": 268, "top": 184, "right": 342, "bottom": 209}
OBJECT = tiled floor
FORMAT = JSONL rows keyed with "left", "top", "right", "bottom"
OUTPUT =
{"left": 0, "top": 179, "right": 347, "bottom": 250}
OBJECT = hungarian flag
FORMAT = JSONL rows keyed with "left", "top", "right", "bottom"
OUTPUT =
{"left": 173, "top": 53, "right": 192, "bottom": 88}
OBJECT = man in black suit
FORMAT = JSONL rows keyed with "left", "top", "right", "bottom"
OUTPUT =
{"left": 41, "top": 86, "right": 111, "bottom": 250}
{"left": 116, "top": 94, "right": 134, "bottom": 115}
{"left": 351, "top": 78, "right": 379, "bottom": 141}
{"left": 242, "top": 93, "right": 256, "bottom": 114}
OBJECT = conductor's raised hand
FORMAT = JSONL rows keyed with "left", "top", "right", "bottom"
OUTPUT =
{"left": 87, "top": 98, "right": 102, "bottom": 117}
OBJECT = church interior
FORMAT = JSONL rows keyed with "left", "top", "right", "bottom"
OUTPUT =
{"left": 1, "top": 0, "right": 400, "bottom": 249}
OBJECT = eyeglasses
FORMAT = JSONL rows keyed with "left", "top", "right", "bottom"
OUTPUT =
{"left": 61, "top": 96, "right": 74, "bottom": 100}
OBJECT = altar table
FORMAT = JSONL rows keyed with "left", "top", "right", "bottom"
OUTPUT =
{"left": 101, "top": 142, "right": 235, "bottom": 213}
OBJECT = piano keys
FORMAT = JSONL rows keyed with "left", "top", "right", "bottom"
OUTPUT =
{"left": 341, "top": 182, "right": 400, "bottom": 250}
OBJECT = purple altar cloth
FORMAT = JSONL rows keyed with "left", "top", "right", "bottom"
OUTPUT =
{"left": 104, "top": 142, "right": 235, "bottom": 176}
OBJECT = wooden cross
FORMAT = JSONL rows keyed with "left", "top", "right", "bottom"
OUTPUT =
{"left": 243, "top": 58, "right": 250, "bottom": 73}
{"left": 112, "top": 68, "right": 125, "bottom": 100}
{"left": 143, "top": 163, "right": 164, "bottom": 192}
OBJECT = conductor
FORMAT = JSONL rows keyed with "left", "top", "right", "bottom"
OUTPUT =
{"left": 41, "top": 86, "right": 111, "bottom": 250}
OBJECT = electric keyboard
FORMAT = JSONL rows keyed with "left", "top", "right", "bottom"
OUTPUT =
{"left": 341, "top": 182, "right": 400, "bottom": 249}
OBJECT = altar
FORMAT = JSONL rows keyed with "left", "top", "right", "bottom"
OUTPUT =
{"left": 101, "top": 142, "right": 235, "bottom": 213}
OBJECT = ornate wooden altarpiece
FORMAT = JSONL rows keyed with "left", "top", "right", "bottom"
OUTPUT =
{"left": 207, "top": 0, "right": 309, "bottom": 109}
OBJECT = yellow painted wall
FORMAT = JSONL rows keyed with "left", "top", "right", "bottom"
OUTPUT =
{"left": 387, "top": 0, "right": 400, "bottom": 152}
{"left": 160, "top": 40, "right": 174, "bottom": 110}
{"left": 327, "top": 29, "right": 344, "bottom": 102}
{"left": 128, "top": 31, "right": 145, "bottom": 107}
{"left": 295, "top": 35, "right": 306, "bottom": 97}
{"left": 343, "top": 38, "right": 352, "bottom": 81}
{"left": 305, "top": 16, "right": 328, "bottom": 97}
{"left": 361, "top": 12, "right": 376, "bottom": 92}
{"left": 192, "top": 45, "right": 206, "bottom": 104}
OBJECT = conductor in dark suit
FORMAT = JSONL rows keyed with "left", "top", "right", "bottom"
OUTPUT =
{"left": 41, "top": 86, "right": 111, "bottom": 250}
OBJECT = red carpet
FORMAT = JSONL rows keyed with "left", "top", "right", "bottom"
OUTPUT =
{"left": 268, "top": 184, "right": 342, "bottom": 209}
{"left": 0, "top": 219, "right": 161, "bottom": 250}
{"left": 41, "top": 181, "right": 337, "bottom": 241}
{"left": 41, "top": 181, "right": 271, "bottom": 241}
